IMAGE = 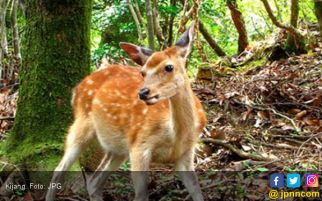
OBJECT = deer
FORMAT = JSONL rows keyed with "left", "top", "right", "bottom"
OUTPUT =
{"left": 46, "top": 23, "right": 207, "bottom": 201}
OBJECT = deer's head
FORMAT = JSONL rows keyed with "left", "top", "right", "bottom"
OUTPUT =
{"left": 120, "top": 23, "right": 194, "bottom": 105}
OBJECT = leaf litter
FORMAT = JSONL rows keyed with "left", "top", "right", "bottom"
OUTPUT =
{"left": 1, "top": 33, "right": 322, "bottom": 201}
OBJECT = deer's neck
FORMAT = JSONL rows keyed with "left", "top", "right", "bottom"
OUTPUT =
{"left": 169, "top": 80, "right": 197, "bottom": 137}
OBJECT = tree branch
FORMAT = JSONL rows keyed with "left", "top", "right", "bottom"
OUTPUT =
{"left": 227, "top": 0, "right": 249, "bottom": 53}
{"left": 11, "top": 0, "right": 21, "bottom": 60}
{"left": 198, "top": 21, "right": 226, "bottom": 57}
{"left": 166, "top": 0, "right": 176, "bottom": 46}
{"left": 260, "top": 0, "right": 303, "bottom": 40}
{"left": 0, "top": 116, "right": 15, "bottom": 120}
{"left": 314, "top": 0, "right": 322, "bottom": 37}
{"left": 202, "top": 138, "right": 270, "bottom": 161}
{"left": 177, "top": 0, "right": 193, "bottom": 35}
{"left": 127, "top": 0, "right": 144, "bottom": 44}
{"left": 152, "top": 0, "right": 167, "bottom": 49}
{"left": 145, "top": 0, "right": 155, "bottom": 50}
{"left": 0, "top": 0, "right": 8, "bottom": 63}
{"left": 133, "top": 0, "right": 144, "bottom": 25}
{"left": 192, "top": 0, "right": 207, "bottom": 62}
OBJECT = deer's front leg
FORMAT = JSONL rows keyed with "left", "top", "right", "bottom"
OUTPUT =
{"left": 176, "top": 150, "right": 204, "bottom": 201}
{"left": 130, "top": 148, "right": 151, "bottom": 201}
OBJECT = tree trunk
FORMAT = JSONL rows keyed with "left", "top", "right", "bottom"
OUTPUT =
{"left": 11, "top": 0, "right": 21, "bottom": 60}
{"left": 133, "top": 0, "right": 144, "bottom": 25}
{"left": 7, "top": 0, "right": 92, "bottom": 168}
{"left": 315, "top": 0, "right": 322, "bottom": 37}
{"left": 167, "top": 0, "right": 176, "bottom": 46}
{"left": 152, "top": 0, "right": 166, "bottom": 49}
{"left": 127, "top": 0, "right": 144, "bottom": 44}
{"left": 285, "top": 0, "right": 304, "bottom": 53}
{"left": 227, "top": 0, "right": 249, "bottom": 54}
{"left": 260, "top": 0, "right": 306, "bottom": 54}
{"left": 0, "top": 0, "right": 8, "bottom": 71}
{"left": 145, "top": 0, "right": 155, "bottom": 50}
{"left": 199, "top": 21, "right": 226, "bottom": 57}
{"left": 177, "top": 0, "right": 193, "bottom": 35}
{"left": 192, "top": 0, "right": 207, "bottom": 62}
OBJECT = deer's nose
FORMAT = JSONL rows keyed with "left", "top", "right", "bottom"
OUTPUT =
{"left": 138, "top": 87, "right": 150, "bottom": 100}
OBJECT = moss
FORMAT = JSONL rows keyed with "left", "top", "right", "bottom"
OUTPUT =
{"left": 284, "top": 36, "right": 307, "bottom": 55}
{"left": 314, "top": 1, "right": 322, "bottom": 36}
{"left": 5, "top": 0, "right": 92, "bottom": 170}
{"left": 237, "top": 57, "right": 267, "bottom": 73}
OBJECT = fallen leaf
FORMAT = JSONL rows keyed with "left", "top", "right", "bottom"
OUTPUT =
{"left": 241, "top": 110, "right": 252, "bottom": 121}
{"left": 288, "top": 108, "right": 301, "bottom": 115}
{"left": 257, "top": 111, "right": 270, "bottom": 120}
{"left": 294, "top": 110, "right": 307, "bottom": 120}
{"left": 303, "top": 117, "right": 320, "bottom": 126}
{"left": 241, "top": 144, "right": 252, "bottom": 152}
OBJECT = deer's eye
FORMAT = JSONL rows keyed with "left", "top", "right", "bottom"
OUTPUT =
{"left": 164, "top": 65, "right": 174, "bottom": 72}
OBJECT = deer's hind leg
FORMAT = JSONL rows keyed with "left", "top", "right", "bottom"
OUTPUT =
{"left": 87, "top": 153, "right": 126, "bottom": 201}
{"left": 46, "top": 117, "right": 95, "bottom": 201}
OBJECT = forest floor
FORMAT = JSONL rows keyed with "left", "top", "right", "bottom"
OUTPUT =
{"left": 0, "top": 33, "right": 321, "bottom": 200}
{"left": 196, "top": 37, "right": 322, "bottom": 172}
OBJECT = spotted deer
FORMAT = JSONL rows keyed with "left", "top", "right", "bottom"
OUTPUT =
{"left": 46, "top": 23, "right": 207, "bottom": 201}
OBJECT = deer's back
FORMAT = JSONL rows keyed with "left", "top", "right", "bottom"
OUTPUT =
{"left": 72, "top": 65, "right": 206, "bottom": 158}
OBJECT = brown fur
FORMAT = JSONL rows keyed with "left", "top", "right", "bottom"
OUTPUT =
{"left": 72, "top": 64, "right": 206, "bottom": 163}
{"left": 46, "top": 34, "right": 207, "bottom": 201}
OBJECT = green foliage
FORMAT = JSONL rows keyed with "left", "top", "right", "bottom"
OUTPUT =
{"left": 120, "top": 161, "right": 131, "bottom": 171}
{"left": 200, "top": 0, "right": 239, "bottom": 55}
{"left": 198, "top": 0, "right": 317, "bottom": 57}
{"left": 91, "top": 0, "right": 317, "bottom": 68}
{"left": 158, "top": 0, "right": 181, "bottom": 17}
{"left": 256, "top": 167, "right": 269, "bottom": 172}
{"left": 91, "top": 0, "right": 141, "bottom": 63}
{"left": 92, "top": 43, "right": 125, "bottom": 62}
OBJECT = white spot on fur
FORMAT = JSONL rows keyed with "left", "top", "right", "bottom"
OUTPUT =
{"left": 109, "top": 103, "right": 120, "bottom": 107}
{"left": 114, "top": 90, "right": 122, "bottom": 96}
{"left": 142, "top": 108, "right": 148, "bottom": 115}
{"left": 93, "top": 98, "right": 101, "bottom": 105}
{"left": 88, "top": 90, "right": 93, "bottom": 96}
{"left": 120, "top": 95, "right": 128, "bottom": 100}
{"left": 87, "top": 79, "right": 94, "bottom": 85}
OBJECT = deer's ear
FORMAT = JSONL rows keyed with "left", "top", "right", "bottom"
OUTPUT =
{"left": 175, "top": 22, "right": 195, "bottom": 59}
{"left": 120, "top": 42, "right": 153, "bottom": 66}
